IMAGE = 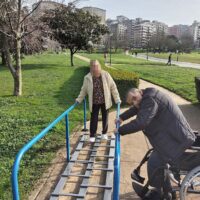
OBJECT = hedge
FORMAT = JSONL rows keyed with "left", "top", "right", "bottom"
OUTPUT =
{"left": 195, "top": 77, "right": 200, "bottom": 102}
{"left": 99, "top": 61, "right": 139, "bottom": 104}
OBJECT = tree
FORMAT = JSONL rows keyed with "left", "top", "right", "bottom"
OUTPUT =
{"left": 165, "top": 35, "right": 179, "bottom": 52}
{"left": 106, "top": 32, "right": 125, "bottom": 53}
{"left": 0, "top": 0, "right": 43, "bottom": 96}
{"left": 43, "top": 4, "right": 108, "bottom": 66}
{"left": 180, "top": 33, "right": 194, "bottom": 51}
{"left": 149, "top": 30, "right": 166, "bottom": 52}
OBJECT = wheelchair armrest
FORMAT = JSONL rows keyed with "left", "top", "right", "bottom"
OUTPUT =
{"left": 190, "top": 146, "right": 200, "bottom": 150}
{"left": 191, "top": 134, "right": 200, "bottom": 148}
{"left": 193, "top": 130, "right": 199, "bottom": 135}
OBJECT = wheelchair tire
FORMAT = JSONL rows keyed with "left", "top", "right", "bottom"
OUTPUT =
{"left": 180, "top": 166, "right": 200, "bottom": 200}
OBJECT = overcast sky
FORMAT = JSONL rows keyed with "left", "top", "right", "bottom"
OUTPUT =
{"left": 73, "top": 0, "right": 200, "bottom": 26}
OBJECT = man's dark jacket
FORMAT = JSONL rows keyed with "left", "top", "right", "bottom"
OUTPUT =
{"left": 119, "top": 88, "right": 196, "bottom": 163}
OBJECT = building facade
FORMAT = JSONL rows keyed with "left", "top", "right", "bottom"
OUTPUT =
{"left": 132, "top": 20, "right": 154, "bottom": 48}
{"left": 32, "top": 0, "right": 62, "bottom": 18}
{"left": 107, "top": 16, "right": 169, "bottom": 48}
{"left": 152, "top": 20, "right": 168, "bottom": 35}
{"left": 191, "top": 21, "right": 200, "bottom": 47}
{"left": 168, "top": 24, "right": 191, "bottom": 38}
{"left": 82, "top": 6, "right": 106, "bottom": 24}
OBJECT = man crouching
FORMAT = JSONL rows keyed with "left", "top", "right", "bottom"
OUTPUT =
{"left": 116, "top": 88, "right": 199, "bottom": 200}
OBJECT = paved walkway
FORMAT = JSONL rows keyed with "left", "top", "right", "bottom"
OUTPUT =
{"left": 75, "top": 54, "right": 90, "bottom": 63}
{"left": 75, "top": 54, "right": 117, "bottom": 70}
{"left": 76, "top": 53, "right": 200, "bottom": 70}
{"left": 133, "top": 54, "right": 200, "bottom": 69}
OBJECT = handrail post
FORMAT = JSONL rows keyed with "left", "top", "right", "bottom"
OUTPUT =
{"left": 113, "top": 103, "right": 121, "bottom": 200}
{"left": 82, "top": 97, "right": 88, "bottom": 131}
{"left": 65, "top": 114, "right": 70, "bottom": 162}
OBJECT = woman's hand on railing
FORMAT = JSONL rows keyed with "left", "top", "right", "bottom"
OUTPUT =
{"left": 116, "top": 101, "right": 121, "bottom": 105}
{"left": 115, "top": 118, "right": 123, "bottom": 126}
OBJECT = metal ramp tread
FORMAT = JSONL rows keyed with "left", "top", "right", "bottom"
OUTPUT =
{"left": 50, "top": 134, "right": 115, "bottom": 200}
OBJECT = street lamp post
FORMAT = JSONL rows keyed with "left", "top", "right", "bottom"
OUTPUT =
{"left": 109, "top": 33, "right": 113, "bottom": 66}
{"left": 198, "top": 37, "right": 200, "bottom": 53}
{"left": 88, "top": 41, "right": 93, "bottom": 54}
{"left": 146, "top": 29, "right": 150, "bottom": 60}
{"left": 176, "top": 40, "right": 181, "bottom": 62}
{"left": 176, "top": 49, "right": 179, "bottom": 62}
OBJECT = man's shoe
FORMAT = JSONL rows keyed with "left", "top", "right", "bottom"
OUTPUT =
{"left": 142, "top": 189, "right": 162, "bottom": 200}
{"left": 101, "top": 134, "right": 108, "bottom": 140}
{"left": 89, "top": 137, "right": 95, "bottom": 143}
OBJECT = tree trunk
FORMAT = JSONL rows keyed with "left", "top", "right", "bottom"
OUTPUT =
{"left": 14, "top": 37, "right": 22, "bottom": 96}
{"left": 70, "top": 49, "right": 74, "bottom": 67}
{"left": 1, "top": 52, "right": 6, "bottom": 65}
{"left": 3, "top": 33, "right": 22, "bottom": 96}
{"left": 14, "top": 72, "right": 22, "bottom": 96}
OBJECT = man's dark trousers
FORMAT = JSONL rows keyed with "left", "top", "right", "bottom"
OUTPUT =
{"left": 90, "top": 103, "right": 109, "bottom": 137}
{"left": 148, "top": 150, "right": 200, "bottom": 193}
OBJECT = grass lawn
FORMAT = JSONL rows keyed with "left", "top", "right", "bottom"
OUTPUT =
{"left": 148, "top": 52, "right": 200, "bottom": 64}
{"left": 80, "top": 52, "right": 200, "bottom": 103}
{"left": 0, "top": 52, "right": 89, "bottom": 200}
{"left": 80, "top": 52, "right": 164, "bottom": 66}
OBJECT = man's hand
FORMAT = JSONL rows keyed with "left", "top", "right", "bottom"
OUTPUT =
{"left": 75, "top": 99, "right": 79, "bottom": 104}
{"left": 115, "top": 118, "right": 123, "bottom": 125}
{"left": 114, "top": 128, "right": 118, "bottom": 134}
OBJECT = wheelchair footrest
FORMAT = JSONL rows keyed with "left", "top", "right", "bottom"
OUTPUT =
{"left": 132, "top": 181, "right": 149, "bottom": 198}
{"left": 131, "top": 169, "right": 145, "bottom": 184}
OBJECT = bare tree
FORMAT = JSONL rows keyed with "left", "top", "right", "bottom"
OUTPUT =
{"left": 0, "top": 0, "right": 43, "bottom": 96}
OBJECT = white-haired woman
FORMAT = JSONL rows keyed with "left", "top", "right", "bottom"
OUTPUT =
{"left": 76, "top": 60, "right": 121, "bottom": 142}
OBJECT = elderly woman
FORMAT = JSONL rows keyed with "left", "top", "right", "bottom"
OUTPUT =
{"left": 76, "top": 60, "right": 121, "bottom": 142}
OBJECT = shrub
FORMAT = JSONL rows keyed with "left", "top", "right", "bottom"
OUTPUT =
{"left": 195, "top": 77, "right": 200, "bottom": 102}
{"left": 99, "top": 61, "right": 139, "bottom": 104}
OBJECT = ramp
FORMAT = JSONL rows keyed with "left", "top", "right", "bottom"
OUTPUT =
{"left": 50, "top": 134, "right": 115, "bottom": 200}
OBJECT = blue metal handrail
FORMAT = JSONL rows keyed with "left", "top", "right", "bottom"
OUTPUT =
{"left": 113, "top": 103, "right": 121, "bottom": 200}
{"left": 11, "top": 98, "right": 87, "bottom": 200}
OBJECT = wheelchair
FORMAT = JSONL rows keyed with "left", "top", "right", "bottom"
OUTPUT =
{"left": 131, "top": 131, "right": 200, "bottom": 200}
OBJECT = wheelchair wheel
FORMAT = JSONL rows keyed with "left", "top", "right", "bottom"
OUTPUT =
{"left": 180, "top": 166, "right": 200, "bottom": 200}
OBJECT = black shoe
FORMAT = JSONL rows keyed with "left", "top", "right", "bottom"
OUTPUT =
{"left": 163, "top": 192, "right": 172, "bottom": 200}
{"left": 142, "top": 189, "right": 162, "bottom": 200}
